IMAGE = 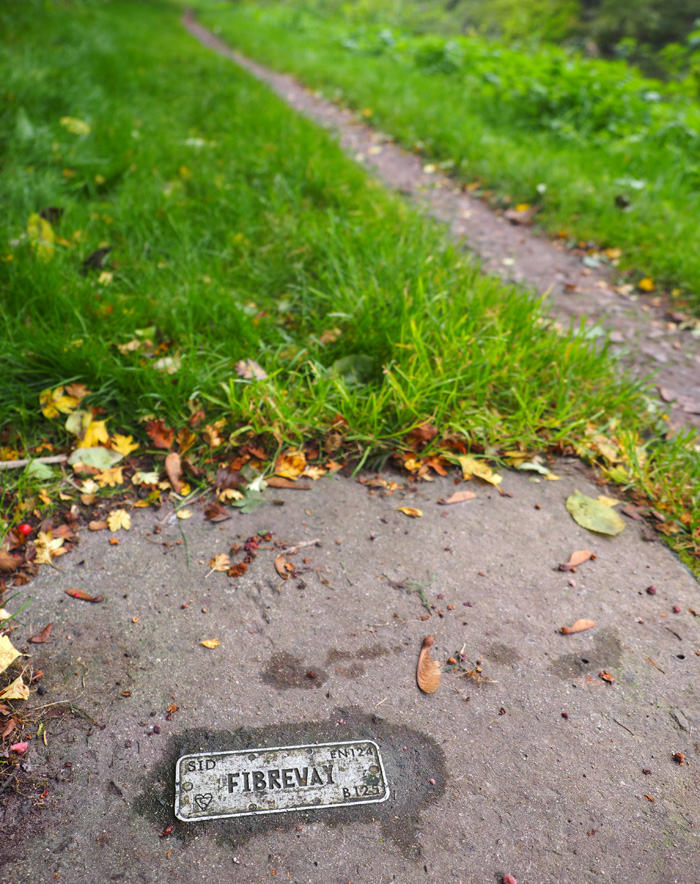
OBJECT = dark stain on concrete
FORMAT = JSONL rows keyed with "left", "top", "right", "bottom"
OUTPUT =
{"left": 260, "top": 652, "right": 327, "bottom": 690}
{"left": 335, "top": 662, "right": 365, "bottom": 679}
{"left": 134, "top": 707, "right": 447, "bottom": 858}
{"left": 325, "top": 645, "right": 389, "bottom": 665}
{"left": 548, "top": 628, "right": 624, "bottom": 680}
{"left": 485, "top": 641, "right": 521, "bottom": 667}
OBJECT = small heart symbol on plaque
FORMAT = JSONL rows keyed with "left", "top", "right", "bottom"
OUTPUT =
{"left": 194, "top": 793, "right": 213, "bottom": 811}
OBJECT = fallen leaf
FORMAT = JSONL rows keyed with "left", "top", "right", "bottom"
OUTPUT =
{"left": 68, "top": 446, "right": 122, "bottom": 469}
{"left": 437, "top": 490, "right": 476, "bottom": 505}
{"left": 88, "top": 520, "right": 108, "bottom": 531}
{"left": 165, "top": 452, "right": 183, "bottom": 493}
{"left": 597, "top": 495, "right": 621, "bottom": 508}
{"left": 565, "top": 491, "right": 625, "bottom": 536}
{"left": 267, "top": 477, "right": 312, "bottom": 490}
{"left": 235, "top": 359, "right": 268, "bottom": 380}
{"left": 111, "top": 434, "right": 139, "bottom": 456}
{"left": 96, "top": 465, "right": 124, "bottom": 488}
{"left": 78, "top": 419, "right": 109, "bottom": 449}
{"left": 397, "top": 507, "right": 423, "bottom": 518}
{"left": 132, "top": 470, "right": 160, "bottom": 486}
{"left": 559, "top": 549, "right": 594, "bottom": 570}
{"left": 27, "top": 213, "right": 55, "bottom": 261}
{"left": 417, "top": 635, "right": 441, "bottom": 694}
{"left": 34, "top": 530, "right": 65, "bottom": 565}
{"left": 0, "top": 636, "right": 21, "bottom": 676}
{"left": 599, "top": 670, "right": 616, "bottom": 684}
{"left": 81, "top": 246, "right": 111, "bottom": 274}
{"left": 202, "top": 423, "right": 224, "bottom": 447}
{"left": 204, "top": 502, "right": 231, "bottom": 522}
{"left": 560, "top": 618, "right": 596, "bottom": 635}
{"left": 176, "top": 509, "right": 193, "bottom": 520}
{"left": 638, "top": 277, "right": 655, "bottom": 292}
{"left": 0, "top": 550, "right": 21, "bottom": 572}
{"left": 28, "top": 623, "right": 53, "bottom": 643}
{"left": 455, "top": 455, "right": 502, "bottom": 486}
{"left": 228, "top": 562, "right": 248, "bottom": 578}
{"left": 275, "top": 449, "right": 306, "bottom": 479}
{"left": 208, "top": 554, "right": 231, "bottom": 572}
{"left": 302, "top": 466, "right": 327, "bottom": 481}
{"left": 406, "top": 422, "right": 439, "bottom": 447}
{"left": 274, "top": 554, "right": 292, "bottom": 579}
{"left": 319, "top": 327, "right": 341, "bottom": 345}
{"left": 65, "top": 589, "right": 104, "bottom": 602}
{"left": 200, "top": 639, "right": 220, "bottom": 649}
{"left": 60, "top": 116, "right": 90, "bottom": 135}
{"left": 39, "top": 385, "right": 78, "bottom": 419}
{"left": 145, "top": 418, "right": 174, "bottom": 449}
{"left": 0, "top": 675, "right": 29, "bottom": 701}
{"left": 107, "top": 509, "right": 131, "bottom": 531}
{"left": 10, "top": 741, "right": 29, "bottom": 753}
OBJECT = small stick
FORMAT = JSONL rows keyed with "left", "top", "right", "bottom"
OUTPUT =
{"left": 0, "top": 455, "right": 68, "bottom": 471}
{"left": 612, "top": 717, "right": 635, "bottom": 736}
{"left": 279, "top": 538, "right": 320, "bottom": 550}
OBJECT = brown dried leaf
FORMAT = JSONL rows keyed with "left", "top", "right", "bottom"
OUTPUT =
{"left": 559, "top": 549, "right": 594, "bottom": 571}
{"left": 145, "top": 418, "right": 174, "bottom": 450}
{"left": 204, "top": 502, "right": 231, "bottom": 522}
{"left": 397, "top": 507, "right": 423, "bottom": 518}
{"left": 65, "top": 589, "right": 104, "bottom": 603}
{"left": 200, "top": 639, "right": 220, "bottom": 649}
{"left": 267, "top": 477, "right": 312, "bottom": 490}
{"left": 0, "top": 550, "right": 21, "bottom": 572}
{"left": 228, "top": 562, "right": 247, "bottom": 578}
{"left": 599, "top": 670, "right": 616, "bottom": 684}
{"left": 165, "top": 452, "right": 183, "bottom": 493}
{"left": 437, "top": 490, "right": 476, "bottom": 505}
{"left": 235, "top": 359, "right": 267, "bottom": 380}
{"left": 208, "top": 554, "right": 231, "bottom": 573}
{"left": 560, "top": 618, "right": 596, "bottom": 635}
{"left": 28, "top": 622, "right": 53, "bottom": 643}
{"left": 275, "top": 554, "right": 291, "bottom": 579}
{"left": 417, "top": 635, "right": 441, "bottom": 694}
{"left": 88, "top": 520, "right": 108, "bottom": 531}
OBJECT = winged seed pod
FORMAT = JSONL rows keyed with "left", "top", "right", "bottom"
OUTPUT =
{"left": 417, "top": 635, "right": 441, "bottom": 693}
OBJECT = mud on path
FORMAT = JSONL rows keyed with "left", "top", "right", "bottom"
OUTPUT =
{"left": 183, "top": 11, "right": 700, "bottom": 432}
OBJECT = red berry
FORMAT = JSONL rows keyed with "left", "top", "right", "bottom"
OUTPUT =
{"left": 18, "top": 523, "right": 32, "bottom": 537}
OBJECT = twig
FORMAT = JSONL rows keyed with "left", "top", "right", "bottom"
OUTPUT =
{"left": 612, "top": 717, "right": 635, "bottom": 736}
{"left": 279, "top": 538, "right": 320, "bottom": 550}
{"left": 0, "top": 455, "right": 68, "bottom": 471}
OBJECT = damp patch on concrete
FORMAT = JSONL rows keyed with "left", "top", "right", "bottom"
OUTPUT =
{"left": 260, "top": 651, "right": 328, "bottom": 690}
{"left": 134, "top": 708, "right": 446, "bottom": 856}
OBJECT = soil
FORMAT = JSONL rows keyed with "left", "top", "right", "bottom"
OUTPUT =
{"left": 183, "top": 11, "right": 700, "bottom": 432}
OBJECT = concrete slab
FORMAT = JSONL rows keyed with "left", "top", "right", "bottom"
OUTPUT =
{"left": 2, "top": 462, "right": 700, "bottom": 883}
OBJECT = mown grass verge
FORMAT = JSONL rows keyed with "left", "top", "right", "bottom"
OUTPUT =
{"left": 196, "top": 1, "right": 700, "bottom": 313}
{"left": 0, "top": 0, "right": 698, "bottom": 575}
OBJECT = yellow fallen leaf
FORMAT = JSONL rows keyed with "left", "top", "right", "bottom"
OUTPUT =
{"left": 200, "top": 639, "right": 220, "bottom": 649}
{"left": 202, "top": 423, "right": 224, "bottom": 447}
{"left": 112, "top": 434, "right": 138, "bottom": 456}
{"left": 0, "top": 674, "right": 29, "bottom": 701}
{"left": 514, "top": 202, "right": 531, "bottom": 212}
{"left": 34, "top": 530, "right": 65, "bottom": 565}
{"left": 275, "top": 449, "right": 306, "bottom": 479}
{"left": 81, "top": 477, "right": 100, "bottom": 496}
{"left": 97, "top": 270, "right": 113, "bottom": 285}
{"left": 27, "top": 213, "right": 55, "bottom": 261}
{"left": 39, "top": 386, "right": 79, "bottom": 419}
{"left": 177, "top": 509, "right": 193, "bottom": 520}
{"left": 107, "top": 509, "right": 131, "bottom": 531}
{"left": 218, "top": 488, "right": 243, "bottom": 502}
{"left": 302, "top": 466, "right": 327, "bottom": 481}
{"left": 397, "top": 507, "right": 423, "bottom": 518}
{"left": 60, "top": 116, "right": 91, "bottom": 135}
{"left": 0, "top": 635, "right": 21, "bottom": 676}
{"left": 456, "top": 455, "right": 502, "bottom": 486}
{"left": 79, "top": 419, "right": 109, "bottom": 449}
{"left": 597, "top": 495, "right": 621, "bottom": 508}
{"left": 544, "top": 473, "right": 561, "bottom": 480}
{"left": 96, "top": 466, "right": 124, "bottom": 488}
{"left": 208, "top": 554, "right": 231, "bottom": 572}
{"left": 132, "top": 470, "right": 160, "bottom": 486}
{"left": 638, "top": 277, "right": 655, "bottom": 292}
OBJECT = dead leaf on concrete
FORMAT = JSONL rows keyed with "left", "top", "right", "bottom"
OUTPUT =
{"left": 566, "top": 490, "right": 625, "bottom": 536}
{"left": 267, "top": 477, "right": 312, "bottom": 490}
{"left": 88, "top": 520, "right": 108, "bottom": 531}
{"left": 417, "top": 635, "right": 441, "bottom": 694}
{"left": 274, "top": 554, "right": 294, "bottom": 579}
{"left": 454, "top": 455, "right": 502, "bottom": 487}
{"left": 228, "top": 562, "right": 248, "bottom": 578}
{"left": 204, "top": 502, "right": 231, "bottom": 522}
{"left": 65, "top": 589, "right": 104, "bottom": 603}
{"left": 397, "top": 507, "right": 423, "bottom": 518}
{"left": 599, "top": 670, "right": 616, "bottom": 684}
{"left": 165, "top": 452, "right": 183, "bottom": 493}
{"left": 559, "top": 549, "right": 595, "bottom": 571}
{"left": 0, "top": 675, "right": 29, "bottom": 701}
{"left": 437, "top": 490, "right": 476, "bottom": 505}
{"left": 0, "top": 636, "right": 21, "bottom": 676}
{"left": 28, "top": 623, "right": 53, "bottom": 643}
{"left": 200, "top": 639, "right": 220, "bottom": 649}
{"left": 207, "top": 554, "right": 230, "bottom": 576}
{"left": 107, "top": 510, "right": 131, "bottom": 531}
{"left": 560, "top": 618, "right": 596, "bottom": 635}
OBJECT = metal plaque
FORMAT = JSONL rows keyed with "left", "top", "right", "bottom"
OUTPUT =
{"left": 174, "top": 739, "right": 389, "bottom": 821}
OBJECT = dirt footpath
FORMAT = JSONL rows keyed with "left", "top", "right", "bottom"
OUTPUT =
{"left": 183, "top": 12, "right": 700, "bottom": 433}
{"left": 2, "top": 463, "right": 700, "bottom": 883}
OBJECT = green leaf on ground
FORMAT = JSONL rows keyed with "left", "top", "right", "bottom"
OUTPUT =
{"left": 566, "top": 490, "right": 625, "bottom": 536}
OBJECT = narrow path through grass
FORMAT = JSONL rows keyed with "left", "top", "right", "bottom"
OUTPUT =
{"left": 0, "top": 0, "right": 698, "bottom": 567}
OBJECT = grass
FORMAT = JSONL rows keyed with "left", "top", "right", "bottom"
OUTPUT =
{"left": 195, "top": 2, "right": 700, "bottom": 313}
{"left": 0, "top": 0, "right": 698, "bottom": 567}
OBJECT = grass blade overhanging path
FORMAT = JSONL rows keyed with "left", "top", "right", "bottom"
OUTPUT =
{"left": 195, "top": 2, "right": 700, "bottom": 316}
{"left": 0, "top": 0, "right": 698, "bottom": 570}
